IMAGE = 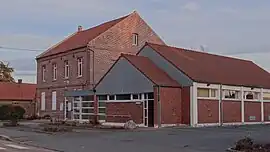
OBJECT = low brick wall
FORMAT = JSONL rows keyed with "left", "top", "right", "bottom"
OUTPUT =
{"left": 244, "top": 101, "right": 261, "bottom": 122}
{"left": 105, "top": 102, "right": 143, "bottom": 124}
{"left": 198, "top": 99, "right": 219, "bottom": 124}
{"left": 222, "top": 100, "right": 241, "bottom": 123}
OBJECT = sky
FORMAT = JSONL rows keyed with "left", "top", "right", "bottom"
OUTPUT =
{"left": 0, "top": 0, "right": 270, "bottom": 83}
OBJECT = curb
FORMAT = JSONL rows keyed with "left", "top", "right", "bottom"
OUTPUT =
{"left": 0, "top": 135, "right": 13, "bottom": 141}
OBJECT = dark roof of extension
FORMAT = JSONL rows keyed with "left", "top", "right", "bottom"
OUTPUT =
{"left": 146, "top": 43, "right": 270, "bottom": 89}
{"left": 37, "top": 15, "right": 129, "bottom": 59}
{"left": 121, "top": 54, "right": 180, "bottom": 87}
{"left": 0, "top": 82, "right": 36, "bottom": 101}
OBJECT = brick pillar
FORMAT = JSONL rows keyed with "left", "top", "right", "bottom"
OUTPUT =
{"left": 94, "top": 95, "right": 98, "bottom": 114}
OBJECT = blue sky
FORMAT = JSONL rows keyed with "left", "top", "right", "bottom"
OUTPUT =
{"left": 0, "top": 0, "right": 270, "bottom": 83}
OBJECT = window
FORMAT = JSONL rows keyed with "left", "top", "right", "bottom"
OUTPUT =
{"left": 64, "top": 60, "right": 69, "bottom": 78}
{"left": 42, "top": 65, "right": 46, "bottom": 82}
{"left": 132, "top": 94, "right": 140, "bottom": 100}
{"left": 98, "top": 95, "right": 107, "bottom": 101}
{"left": 132, "top": 33, "right": 138, "bottom": 46}
{"left": 52, "top": 91, "right": 57, "bottom": 110}
{"left": 223, "top": 90, "right": 240, "bottom": 99}
{"left": 116, "top": 94, "right": 131, "bottom": 100}
{"left": 197, "top": 88, "right": 217, "bottom": 98}
{"left": 77, "top": 58, "right": 83, "bottom": 77}
{"left": 263, "top": 92, "right": 270, "bottom": 100}
{"left": 244, "top": 91, "right": 260, "bottom": 100}
{"left": 41, "top": 92, "right": 45, "bottom": 110}
{"left": 198, "top": 88, "right": 210, "bottom": 97}
{"left": 109, "top": 95, "right": 115, "bottom": 100}
{"left": 52, "top": 63, "right": 57, "bottom": 80}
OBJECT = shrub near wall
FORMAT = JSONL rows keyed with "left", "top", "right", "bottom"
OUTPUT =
{"left": 0, "top": 105, "right": 25, "bottom": 120}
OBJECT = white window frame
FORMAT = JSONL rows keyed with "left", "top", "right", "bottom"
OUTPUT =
{"left": 53, "top": 63, "right": 57, "bottom": 80}
{"left": 52, "top": 91, "right": 57, "bottom": 110}
{"left": 244, "top": 91, "right": 260, "bottom": 101}
{"left": 132, "top": 33, "right": 138, "bottom": 46}
{"left": 197, "top": 88, "right": 218, "bottom": 100}
{"left": 64, "top": 60, "right": 69, "bottom": 79}
{"left": 222, "top": 89, "right": 241, "bottom": 101}
{"left": 42, "top": 65, "right": 46, "bottom": 82}
{"left": 77, "top": 58, "right": 83, "bottom": 77}
{"left": 41, "top": 92, "right": 46, "bottom": 111}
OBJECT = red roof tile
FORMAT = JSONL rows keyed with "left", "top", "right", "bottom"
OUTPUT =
{"left": 0, "top": 82, "right": 36, "bottom": 101}
{"left": 122, "top": 54, "right": 180, "bottom": 87}
{"left": 37, "top": 15, "right": 129, "bottom": 59}
{"left": 147, "top": 43, "right": 270, "bottom": 88}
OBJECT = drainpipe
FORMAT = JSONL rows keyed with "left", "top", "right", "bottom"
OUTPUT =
{"left": 157, "top": 85, "right": 161, "bottom": 128}
{"left": 219, "top": 84, "right": 223, "bottom": 126}
{"left": 86, "top": 45, "right": 95, "bottom": 88}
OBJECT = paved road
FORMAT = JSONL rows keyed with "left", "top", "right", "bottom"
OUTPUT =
{"left": 0, "top": 125, "right": 270, "bottom": 152}
{"left": 0, "top": 140, "right": 53, "bottom": 152}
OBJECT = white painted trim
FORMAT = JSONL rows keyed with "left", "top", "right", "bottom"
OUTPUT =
{"left": 102, "top": 122, "right": 145, "bottom": 127}
{"left": 261, "top": 88, "right": 264, "bottom": 122}
{"left": 219, "top": 84, "right": 222, "bottom": 125}
{"left": 190, "top": 86, "right": 193, "bottom": 127}
{"left": 196, "top": 123, "right": 220, "bottom": 127}
{"left": 105, "top": 100, "right": 143, "bottom": 103}
{"left": 241, "top": 87, "right": 244, "bottom": 123}
{"left": 263, "top": 100, "right": 270, "bottom": 102}
{"left": 159, "top": 124, "right": 187, "bottom": 128}
{"left": 192, "top": 82, "right": 198, "bottom": 126}
{"left": 243, "top": 87, "right": 261, "bottom": 92}
{"left": 197, "top": 83, "right": 219, "bottom": 89}
{"left": 244, "top": 122, "right": 264, "bottom": 125}
{"left": 264, "top": 89, "right": 270, "bottom": 93}
{"left": 222, "top": 98, "right": 241, "bottom": 101}
{"left": 245, "top": 99, "right": 260, "bottom": 102}
{"left": 223, "top": 122, "right": 243, "bottom": 126}
{"left": 197, "top": 97, "right": 219, "bottom": 100}
{"left": 222, "top": 85, "right": 241, "bottom": 91}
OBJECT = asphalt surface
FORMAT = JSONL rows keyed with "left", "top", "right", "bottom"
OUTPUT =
{"left": 0, "top": 140, "right": 53, "bottom": 152}
{"left": 0, "top": 125, "right": 270, "bottom": 152}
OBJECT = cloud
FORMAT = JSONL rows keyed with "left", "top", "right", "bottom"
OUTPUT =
{"left": 183, "top": 2, "right": 200, "bottom": 11}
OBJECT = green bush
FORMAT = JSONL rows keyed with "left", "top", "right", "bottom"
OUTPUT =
{"left": 0, "top": 105, "right": 25, "bottom": 121}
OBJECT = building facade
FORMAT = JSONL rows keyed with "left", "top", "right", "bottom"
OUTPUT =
{"left": 36, "top": 11, "right": 164, "bottom": 119}
{"left": 67, "top": 43, "right": 270, "bottom": 127}
{"left": 0, "top": 80, "right": 36, "bottom": 117}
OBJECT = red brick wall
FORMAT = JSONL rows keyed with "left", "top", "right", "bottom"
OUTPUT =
{"left": 244, "top": 101, "right": 261, "bottom": 122}
{"left": 154, "top": 87, "right": 182, "bottom": 125}
{"left": 222, "top": 100, "right": 241, "bottom": 123}
{"left": 181, "top": 87, "right": 190, "bottom": 125}
{"left": 264, "top": 102, "right": 270, "bottom": 122}
{"left": 36, "top": 12, "right": 164, "bottom": 118}
{"left": 198, "top": 99, "right": 219, "bottom": 123}
{"left": 105, "top": 102, "right": 143, "bottom": 124}
{"left": 89, "top": 12, "right": 165, "bottom": 84}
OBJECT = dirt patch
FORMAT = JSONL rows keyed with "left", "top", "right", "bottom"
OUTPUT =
{"left": 230, "top": 137, "right": 270, "bottom": 152}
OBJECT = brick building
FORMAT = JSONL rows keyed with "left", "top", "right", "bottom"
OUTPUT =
{"left": 0, "top": 80, "right": 36, "bottom": 117}
{"left": 73, "top": 43, "right": 270, "bottom": 127}
{"left": 36, "top": 11, "right": 164, "bottom": 119}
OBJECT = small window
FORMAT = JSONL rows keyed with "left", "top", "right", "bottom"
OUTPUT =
{"left": 52, "top": 63, "right": 57, "bottom": 80}
{"left": 42, "top": 65, "right": 46, "bottom": 82}
{"left": 109, "top": 95, "right": 115, "bottom": 100}
{"left": 132, "top": 33, "right": 138, "bottom": 46}
{"left": 81, "top": 96, "right": 94, "bottom": 101}
{"left": 116, "top": 94, "right": 131, "bottom": 100}
{"left": 132, "top": 94, "right": 140, "bottom": 100}
{"left": 41, "top": 92, "right": 46, "bottom": 111}
{"left": 98, "top": 95, "right": 107, "bottom": 101}
{"left": 198, "top": 88, "right": 217, "bottom": 98}
{"left": 263, "top": 92, "right": 270, "bottom": 100}
{"left": 52, "top": 91, "right": 57, "bottom": 110}
{"left": 64, "top": 60, "right": 69, "bottom": 78}
{"left": 198, "top": 88, "right": 210, "bottom": 97}
{"left": 77, "top": 58, "right": 83, "bottom": 77}
{"left": 224, "top": 90, "right": 240, "bottom": 99}
{"left": 245, "top": 92, "right": 259, "bottom": 100}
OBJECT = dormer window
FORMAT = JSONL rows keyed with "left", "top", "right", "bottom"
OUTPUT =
{"left": 132, "top": 33, "right": 138, "bottom": 46}
{"left": 53, "top": 63, "right": 57, "bottom": 80}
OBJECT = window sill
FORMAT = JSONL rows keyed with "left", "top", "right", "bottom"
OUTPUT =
{"left": 77, "top": 75, "right": 82, "bottom": 78}
{"left": 197, "top": 97, "right": 218, "bottom": 100}
{"left": 263, "top": 100, "right": 270, "bottom": 102}
{"left": 222, "top": 98, "right": 241, "bottom": 101}
{"left": 245, "top": 99, "right": 260, "bottom": 102}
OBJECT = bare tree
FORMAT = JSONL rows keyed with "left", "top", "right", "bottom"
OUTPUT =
{"left": 0, "top": 61, "right": 15, "bottom": 82}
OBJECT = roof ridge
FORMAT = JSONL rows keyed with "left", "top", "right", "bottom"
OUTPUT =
{"left": 147, "top": 43, "right": 253, "bottom": 63}
{"left": 36, "top": 32, "right": 77, "bottom": 59}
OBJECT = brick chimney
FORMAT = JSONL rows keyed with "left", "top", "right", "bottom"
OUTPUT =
{"left": 18, "top": 79, "right": 22, "bottom": 84}
{"left": 78, "top": 25, "right": 83, "bottom": 32}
